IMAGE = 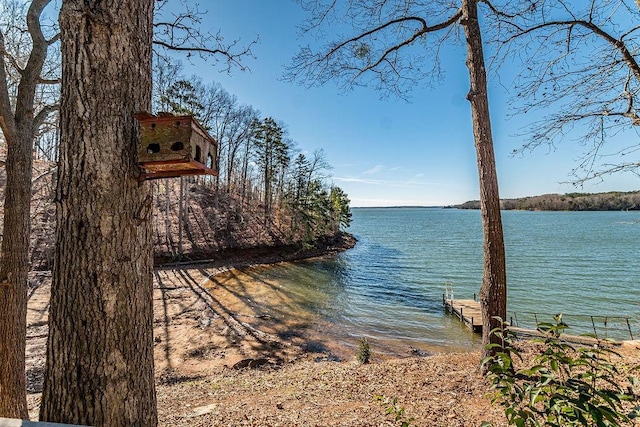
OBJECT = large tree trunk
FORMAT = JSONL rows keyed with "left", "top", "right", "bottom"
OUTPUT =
{"left": 0, "top": 0, "right": 51, "bottom": 417}
{"left": 39, "top": 1, "right": 157, "bottom": 425}
{"left": 461, "top": 0, "right": 507, "bottom": 358}
{"left": 0, "top": 129, "right": 33, "bottom": 419}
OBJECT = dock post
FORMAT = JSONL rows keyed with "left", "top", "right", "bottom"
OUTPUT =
{"left": 442, "top": 292, "right": 482, "bottom": 334}
{"left": 591, "top": 316, "right": 598, "bottom": 339}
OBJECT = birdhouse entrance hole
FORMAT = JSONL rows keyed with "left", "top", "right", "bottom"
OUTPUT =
{"left": 147, "top": 143, "right": 161, "bottom": 154}
{"left": 135, "top": 112, "right": 218, "bottom": 181}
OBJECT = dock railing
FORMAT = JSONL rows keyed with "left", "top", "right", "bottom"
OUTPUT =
{"left": 444, "top": 281, "right": 454, "bottom": 302}
{"left": 509, "top": 311, "right": 637, "bottom": 341}
{"left": 443, "top": 283, "right": 638, "bottom": 341}
{"left": 443, "top": 282, "right": 483, "bottom": 332}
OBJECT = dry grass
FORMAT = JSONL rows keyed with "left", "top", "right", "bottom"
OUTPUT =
{"left": 156, "top": 353, "right": 506, "bottom": 427}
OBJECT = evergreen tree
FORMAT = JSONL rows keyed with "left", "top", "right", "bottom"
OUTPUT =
{"left": 330, "top": 186, "right": 352, "bottom": 232}
{"left": 160, "top": 79, "right": 206, "bottom": 123}
{"left": 251, "top": 117, "right": 289, "bottom": 226}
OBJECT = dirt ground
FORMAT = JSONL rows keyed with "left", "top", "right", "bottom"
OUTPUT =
{"left": 23, "top": 264, "right": 640, "bottom": 426}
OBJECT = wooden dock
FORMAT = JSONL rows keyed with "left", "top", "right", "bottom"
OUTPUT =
{"left": 443, "top": 282, "right": 637, "bottom": 342}
{"left": 443, "top": 296, "right": 483, "bottom": 333}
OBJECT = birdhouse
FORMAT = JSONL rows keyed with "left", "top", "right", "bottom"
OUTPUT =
{"left": 135, "top": 112, "right": 218, "bottom": 180}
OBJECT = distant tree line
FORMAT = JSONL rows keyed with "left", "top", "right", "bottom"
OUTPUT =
{"left": 456, "top": 191, "right": 640, "bottom": 211}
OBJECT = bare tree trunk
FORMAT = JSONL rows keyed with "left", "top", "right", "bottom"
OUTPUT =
{"left": 240, "top": 143, "right": 250, "bottom": 209}
{"left": 461, "top": 0, "right": 507, "bottom": 358}
{"left": 0, "top": 129, "right": 32, "bottom": 419}
{"left": 39, "top": 0, "right": 157, "bottom": 425}
{"left": 226, "top": 156, "right": 235, "bottom": 192}
{"left": 178, "top": 176, "right": 185, "bottom": 255}
{"left": 184, "top": 177, "right": 190, "bottom": 236}
{"left": 264, "top": 162, "right": 270, "bottom": 228}
{"left": 185, "top": 178, "right": 190, "bottom": 221}
{"left": 0, "top": 0, "right": 52, "bottom": 417}
{"left": 165, "top": 179, "right": 173, "bottom": 255}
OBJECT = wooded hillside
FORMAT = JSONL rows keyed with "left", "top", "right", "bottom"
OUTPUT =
{"left": 0, "top": 150, "right": 353, "bottom": 272}
{"left": 457, "top": 191, "right": 640, "bottom": 211}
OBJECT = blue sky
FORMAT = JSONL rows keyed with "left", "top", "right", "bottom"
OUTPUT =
{"left": 174, "top": 1, "right": 639, "bottom": 207}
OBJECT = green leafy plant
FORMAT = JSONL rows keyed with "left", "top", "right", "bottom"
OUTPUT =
{"left": 357, "top": 337, "right": 371, "bottom": 364}
{"left": 375, "top": 395, "right": 415, "bottom": 427}
{"left": 482, "top": 315, "right": 640, "bottom": 427}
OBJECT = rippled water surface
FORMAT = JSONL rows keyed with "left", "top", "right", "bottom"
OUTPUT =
{"left": 219, "top": 208, "right": 640, "bottom": 357}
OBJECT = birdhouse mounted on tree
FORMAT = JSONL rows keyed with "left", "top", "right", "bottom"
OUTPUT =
{"left": 135, "top": 112, "right": 218, "bottom": 180}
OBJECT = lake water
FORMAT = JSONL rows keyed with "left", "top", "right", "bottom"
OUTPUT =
{"left": 217, "top": 208, "right": 640, "bottom": 358}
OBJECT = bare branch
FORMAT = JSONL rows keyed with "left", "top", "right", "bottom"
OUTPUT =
{"left": 2, "top": 49, "right": 24, "bottom": 76}
{"left": 152, "top": 39, "right": 255, "bottom": 72}
{"left": 32, "top": 103, "right": 58, "bottom": 134}
{"left": 46, "top": 32, "right": 60, "bottom": 45}
{"left": 479, "top": 0, "right": 517, "bottom": 19}
{"left": 295, "top": 0, "right": 338, "bottom": 34}
{"left": 494, "top": 0, "right": 640, "bottom": 184}
{"left": 153, "top": 1, "right": 256, "bottom": 73}
{"left": 14, "top": 0, "right": 52, "bottom": 122}
{"left": 361, "top": 13, "right": 463, "bottom": 77}
{"left": 506, "top": 19, "right": 640, "bottom": 82}
{"left": 325, "top": 13, "right": 460, "bottom": 62}
{"left": 0, "top": 30, "right": 15, "bottom": 139}
{"left": 37, "top": 76, "right": 59, "bottom": 84}
{"left": 32, "top": 164, "right": 56, "bottom": 187}
{"left": 286, "top": 3, "right": 463, "bottom": 99}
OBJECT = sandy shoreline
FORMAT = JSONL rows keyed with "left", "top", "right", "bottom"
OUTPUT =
{"left": 23, "top": 254, "right": 640, "bottom": 426}
{"left": 25, "top": 263, "right": 508, "bottom": 426}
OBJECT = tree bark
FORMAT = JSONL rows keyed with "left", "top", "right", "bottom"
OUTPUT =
{"left": 0, "top": 129, "right": 32, "bottom": 419}
{"left": 461, "top": 0, "right": 507, "bottom": 358}
{"left": 178, "top": 176, "right": 185, "bottom": 255}
{"left": 39, "top": 1, "right": 157, "bottom": 425}
{"left": 0, "top": 0, "right": 52, "bottom": 417}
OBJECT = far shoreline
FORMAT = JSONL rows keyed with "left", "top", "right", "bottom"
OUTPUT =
{"left": 351, "top": 189, "right": 640, "bottom": 211}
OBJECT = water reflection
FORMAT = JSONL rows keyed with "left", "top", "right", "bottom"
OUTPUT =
{"left": 208, "top": 252, "right": 481, "bottom": 361}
